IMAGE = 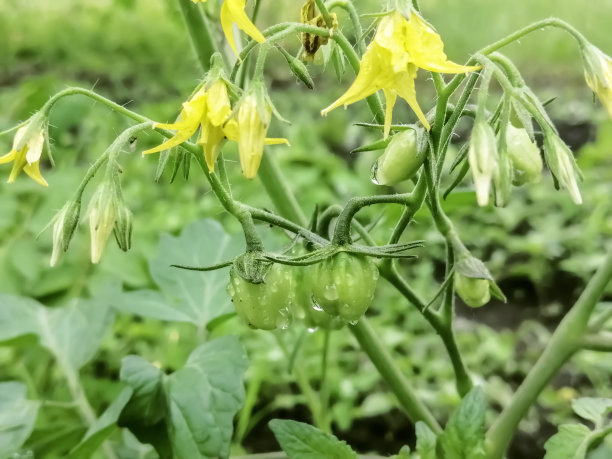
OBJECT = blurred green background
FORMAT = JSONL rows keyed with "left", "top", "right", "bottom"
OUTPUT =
{"left": 1, "top": 0, "right": 612, "bottom": 458}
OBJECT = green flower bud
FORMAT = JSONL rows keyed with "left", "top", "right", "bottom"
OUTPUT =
{"left": 468, "top": 119, "right": 498, "bottom": 206}
{"left": 543, "top": 130, "right": 582, "bottom": 205}
{"left": 113, "top": 200, "right": 133, "bottom": 252}
{"left": 88, "top": 181, "right": 117, "bottom": 264}
{"left": 505, "top": 125, "right": 542, "bottom": 186}
{"left": 455, "top": 274, "right": 491, "bottom": 308}
{"left": 371, "top": 128, "right": 425, "bottom": 186}
{"left": 493, "top": 152, "right": 512, "bottom": 207}
{"left": 278, "top": 47, "right": 314, "bottom": 89}
{"left": 49, "top": 200, "right": 81, "bottom": 267}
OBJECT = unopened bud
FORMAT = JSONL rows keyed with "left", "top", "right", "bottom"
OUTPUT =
{"left": 493, "top": 153, "right": 512, "bottom": 207}
{"left": 505, "top": 125, "right": 542, "bottom": 186}
{"left": 88, "top": 182, "right": 117, "bottom": 264}
{"left": 468, "top": 120, "right": 498, "bottom": 206}
{"left": 543, "top": 130, "right": 582, "bottom": 205}
{"left": 280, "top": 48, "right": 314, "bottom": 89}
{"left": 581, "top": 42, "right": 612, "bottom": 118}
{"left": 49, "top": 200, "right": 81, "bottom": 267}
{"left": 113, "top": 200, "right": 133, "bottom": 252}
{"left": 371, "top": 128, "right": 424, "bottom": 186}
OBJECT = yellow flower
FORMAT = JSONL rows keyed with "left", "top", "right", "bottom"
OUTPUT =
{"left": 322, "top": 10, "right": 480, "bottom": 138}
{"left": 144, "top": 79, "right": 233, "bottom": 171}
{"left": 220, "top": 0, "right": 265, "bottom": 56}
{"left": 582, "top": 43, "right": 612, "bottom": 118}
{"left": 224, "top": 94, "right": 289, "bottom": 179}
{"left": 0, "top": 123, "right": 48, "bottom": 186}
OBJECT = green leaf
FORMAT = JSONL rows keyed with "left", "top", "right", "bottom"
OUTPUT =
{"left": 119, "top": 336, "right": 248, "bottom": 459}
{"left": 269, "top": 419, "right": 357, "bottom": 459}
{"left": 571, "top": 398, "right": 612, "bottom": 425}
{"left": 166, "top": 336, "right": 248, "bottom": 459}
{"left": 544, "top": 424, "right": 591, "bottom": 459}
{"left": 391, "top": 445, "right": 411, "bottom": 459}
{"left": 112, "top": 219, "right": 242, "bottom": 328}
{"left": 415, "top": 421, "right": 437, "bottom": 459}
{"left": 0, "top": 382, "right": 40, "bottom": 458}
{"left": 67, "top": 387, "right": 133, "bottom": 459}
{"left": 439, "top": 386, "right": 486, "bottom": 459}
{"left": 119, "top": 356, "right": 167, "bottom": 426}
{"left": 0, "top": 295, "right": 114, "bottom": 370}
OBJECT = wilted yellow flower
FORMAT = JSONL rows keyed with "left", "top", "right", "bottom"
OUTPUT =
{"left": 144, "top": 79, "right": 232, "bottom": 171}
{"left": 322, "top": 10, "right": 479, "bottom": 137}
{"left": 582, "top": 43, "right": 612, "bottom": 118}
{"left": 224, "top": 93, "right": 289, "bottom": 178}
{"left": 0, "top": 123, "right": 48, "bottom": 186}
{"left": 88, "top": 182, "right": 117, "bottom": 264}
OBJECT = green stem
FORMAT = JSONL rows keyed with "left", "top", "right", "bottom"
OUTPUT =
{"left": 175, "top": 0, "right": 216, "bottom": 72}
{"left": 581, "top": 332, "right": 612, "bottom": 352}
{"left": 326, "top": 0, "right": 366, "bottom": 54}
{"left": 350, "top": 320, "right": 442, "bottom": 433}
{"left": 485, "top": 247, "right": 612, "bottom": 459}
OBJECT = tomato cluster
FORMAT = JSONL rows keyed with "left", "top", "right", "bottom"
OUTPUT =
{"left": 227, "top": 253, "right": 379, "bottom": 330}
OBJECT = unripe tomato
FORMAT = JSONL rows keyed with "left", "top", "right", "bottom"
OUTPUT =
{"left": 454, "top": 273, "right": 491, "bottom": 308}
{"left": 371, "top": 128, "right": 425, "bottom": 186}
{"left": 312, "top": 253, "right": 379, "bottom": 322}
{"left": 228, "top": 263, "right": 292, "bottom": 330}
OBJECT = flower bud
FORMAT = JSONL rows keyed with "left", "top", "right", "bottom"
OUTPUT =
{"left": 581, "top": 43, "right": 612, "bottom": 118}
{"left": 371, "top": 128, "right": 424, "bottom": 186}
{"left": 279, "top": 48, "right": 314, "bottom": 89}
{"left": 113, "top": 200, "right": 133, "bottom": 252}
{"left": 468, "top": 119, "right": 498, "bottom": 206}
{"left": 88, "top": 181, "right": 117, "bottom": 264}
{"left": 493, "top": 153, "right": 512, "bottom": 208}
{"left": 505, "top": 125, "right": 542, "bottom": 186}
{"left": 455, "top": 273, "right": 491, "bottom": 308}
{"left": 49, "top": 200, "right": 81, "bottom": 267}
{"left": 543, "top": 130, "right": 582, "bottom": 205}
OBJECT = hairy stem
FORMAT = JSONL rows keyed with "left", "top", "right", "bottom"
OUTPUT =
{"left": 175, "top": 0, "right": 216, "bottom": 72}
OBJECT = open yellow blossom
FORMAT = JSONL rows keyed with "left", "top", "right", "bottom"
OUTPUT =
{"left": 220, "top": 0, "right": 266, "bottom": 56}
{"left": 192, "top": 0, "right": 265, "bottom": 56}
{"left": 582, "top": 43, "right": 612, "bottom": 118}
{"left": 0, "top": 124, "right": 48, "bottom": 186}
{"left": 143, "top": 79, "right": 232, "bottom": 171}
{"left": 224, "top": 94, "right": 289, "bottom": 178}
{"left": 322, "top": 10, "right": 480, "bottom": 137}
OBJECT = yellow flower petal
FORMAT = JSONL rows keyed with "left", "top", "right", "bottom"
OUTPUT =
{"left": 199, "top": 121, "right": 226, "bottom": 172}
{"left": 143, "top": 93, "right": 208, "bottom": 154}
{"left": 207, "top": 80, "right": 232, "bottom": 126}
{"left": 221, "top": 0, "right": 265, "bottom": 57}
{"left": 383, "top": 89, "right": 397, "bottom": 140}
{"left": 23, "top": 161, "right": 49, "bottom": 187}
{"left": 0, "top": 149, "right": 18, "bottom": 164}
{"left": 264, "top": 138, "right": 289, "bottom": 146}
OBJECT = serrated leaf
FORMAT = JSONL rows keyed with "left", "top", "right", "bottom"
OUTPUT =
{"left": 415, "top": 421, "right": 437, "bottom": 459}
{"left": 571, "top": 398, "right": 612, "bottom": 425}
{"left": 439, "top": 386, "right": 486, "bottom": 459}
{"left": 544, "top": 424, "right": 591, "bottom": 459}
{"left": 113, "top": 219, "right": 242, "bottom": 328}
{"left": 67, "top": 387, "right": 133, "bottom": 459}
{"left": 0, "top": 382, "right": 40, "bottom": 458}
{"left": 269, "top": 419, "right": 357, "bottom": 459}
{"left": 0, "top": 295, "right": 114, "bottom": 370}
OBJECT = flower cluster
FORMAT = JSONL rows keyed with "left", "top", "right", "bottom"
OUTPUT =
{"left": 0, "top": 115, "right": 48, "bottom": 186}
{"left": 322, "top": 9, "right": 480, "bottom": 138}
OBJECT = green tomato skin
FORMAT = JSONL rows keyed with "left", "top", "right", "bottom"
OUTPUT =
{"left": 228, "top": 264, "right": 292, "bottom": 330}
{"left": 454, "top": 274, "right": 491, "bottom": 308}
{"left": 312, "top": 253, "right": 379, "bottom": 322}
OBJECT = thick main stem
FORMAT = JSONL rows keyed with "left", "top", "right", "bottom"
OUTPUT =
{"left": 485, "top": 247, "right": 612, "bottom": 459}
{"left": 175, "top": 0, "right": 216, "bottom": 72}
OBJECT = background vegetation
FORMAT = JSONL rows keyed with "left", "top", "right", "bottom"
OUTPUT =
{"left": 1, "top": 0, "right": 612, "bottom": 457}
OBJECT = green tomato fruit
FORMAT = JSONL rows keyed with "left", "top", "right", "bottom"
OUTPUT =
{"left": 312, "top": 253, "right": 379, "bottom": 322}
{"left": 228, "top": 263, "right": 292, "bottom": 330}
{"left": 454, "top": 273, "right": 491, "bottom": 308}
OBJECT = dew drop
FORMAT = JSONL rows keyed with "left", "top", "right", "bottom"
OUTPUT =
{"left": 348, "top": 319, "right": 359, "bottom": 326}
{"left": 276, "top": 307, "right": 292, "bottom": 330}
{"left": 312, "top": 302, "right": 324, "bottom": 312}
{"left": 323, "top": 284, "right": 339, "bottom": 301}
